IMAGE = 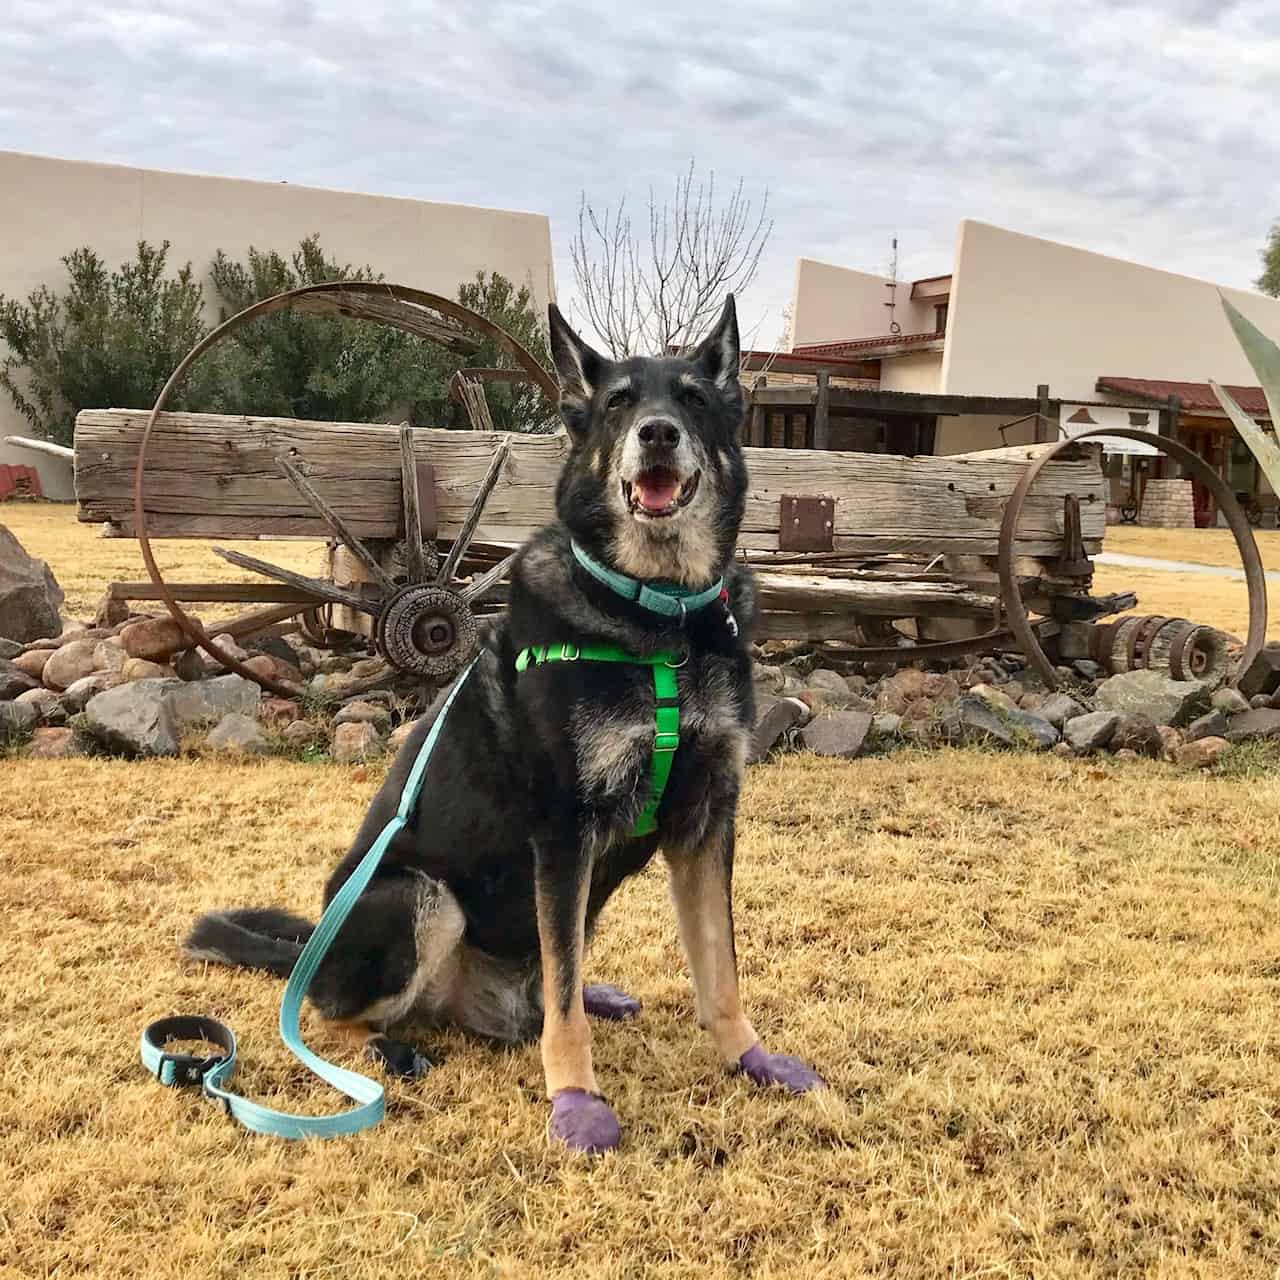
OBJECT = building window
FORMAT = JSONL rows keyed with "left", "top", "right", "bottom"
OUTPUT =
{"left": 934, "top": 302, "right": 949, "bottom": 335}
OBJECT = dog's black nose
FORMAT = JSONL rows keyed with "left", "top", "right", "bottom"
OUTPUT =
{"left": 637, "top": 418, "right": 681, "bottom": 450}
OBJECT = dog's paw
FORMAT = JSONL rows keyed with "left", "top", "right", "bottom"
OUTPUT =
{"left": 582, "top": 982, "right": 642, "bottom": 1021}
{"left": 736, "top": 1044, "right": 824, "bottom": 1094}
{"left": 549, "top": 1089, "right": 621, "bottom": 1154}
{"left": 366, "top": 1034, "right": 434, "bottom": 1080}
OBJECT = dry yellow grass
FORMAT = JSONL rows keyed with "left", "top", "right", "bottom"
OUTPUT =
{"left": 5, "top": 751, "right": 1280, "bottom": 1277}
{"left": 2, "top": 500, "right": 325, "bottom": 623}
{"left": 6, "top": 502, "right": 1280, "bottom": 1275}
{"left": 1106, "top": 525, "right": 1280, "bottom": 574}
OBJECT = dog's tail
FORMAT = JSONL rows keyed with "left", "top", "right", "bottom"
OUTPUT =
{"left": 182, "top": 907, "right": 316, "bottom": 979}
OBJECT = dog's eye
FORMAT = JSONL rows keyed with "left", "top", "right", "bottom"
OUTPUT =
{"left": 680, "top": 384, "right": 709, "bottom": 409}
{"left": 605, "top": 388, "right": 631, "bottom": 411}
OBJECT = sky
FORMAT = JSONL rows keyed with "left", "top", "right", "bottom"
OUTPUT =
{"left": 3, "top": 0, "right": 1278, "bottom": 348}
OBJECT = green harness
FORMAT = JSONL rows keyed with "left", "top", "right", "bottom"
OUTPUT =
{"left": 515, "top": 643, "right": 681, "bottom": 837}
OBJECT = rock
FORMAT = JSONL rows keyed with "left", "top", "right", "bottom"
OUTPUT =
{"left": 1213, "top": 687, "right": 1251, "bottom": 715}
{"left": 1114, "top": 748, "right": 1141, "bottom": 761}
{"left": 12, "top": 649, "right": 51, "bottom": 680}
{"left": 61, "top": 672, "right": 125, "bottom": 713}
{"left": 1110, "top": 715, "right": 1163, "bottom": 757}
{"left": 92, "top": 641, "right": 127, "bottom": 674}
{"left": 121, "top": 658, "right": 173, "bottom": 681}
{"left": 796, "top": 686, "right": 868, "bottom": 714}
{"left": 0, "top": 659, "right": 40, "bottom": 700}
{"left": 922, "top": 673, "right": 961, "bottom": 703}
{"left": 172, "top": 649, "right": 205, "bottom": 681}
{"left": 1250, "top": 693, "right": 1272, "bottom": 710}
{"left": 1064, "top": 711, "right": 1120, "bottom": 752}
{"left": 348, "top": 657, "right": 385, "bottom": 680}
{"left": 875, "top": 669, "right": 930, "bottom": 715}
{"left": 15, "top": 687, "right": 66, "bottom": 725}
{"left": 1185, "top": 710, "right": 1228, "bottom": 742}
{"left": 41, "top": 640, "right": 99, "bottom": 691}
{"left": 845, "top": 674, "right": 868, "bottom": 694}
{"left": 388, "top": 719, "right": 420, "bottom": 753}
{"left": 1003, "top": 681, "right": 1026, "bottom": 704}
{"left": 319, "top": 655, "right": 356, "bottom": 675}
{"left": 0, "top": 638, "right": 21, "bottom": 659}
{"left": 1094, "top": 670, "right": 1212, "bottom": 727}
{"left": 0, "top": 700, "right": 38, "bottom": 738}
{"left": 0, "top": 524, "right": 64, "bottom": 643}
{"left": 166, "top": 674, "right": 261, "bottom": 728}
{"left": 902, "top": 697, "right": 935, "bottom": 723}
{"left": 1036, "top": 693, "right": 1087, "bottom": 730}
{"left": 240, "top": 654, "right": 290, "bottom": 684}
{"left": 954, "top": 696, "right": 1058, "bottom": 750}
{"left": 83, "top": 679, "right": 180, "bottom": 757}
{"left": 1225, "top": 708, "right": 1280, "bottom": 743}
{"left": 1020, "top": 691, "right": 1046, "bottom": 712}
{"left": 1073, "top": 659, "right": 1103, "bottom": 680}
{"left": 1175, "top": 736, "right": 1230, "bottom": 769}
{"left": 331, "top": 720, "right": 385, "bottom": 763}
{"left": 798, "top": 710, "right": 873, "bottom": 759}
{"left": 248, "top": 636, "right": 303, "bottom": 672}
{"left": 752, "top": 663, "right": 786, "bottom": 695}
{"left": 1158, "top": 725, "right": 1184, "bottom": 760}
{"left": 1236, "top": 645, "right": 1280, "bottom": 699}
{"left": 22, "top": 636, "right": 63, "bottom": 651}
{"left": 872, "top": 713, "right": 902, "bottom": 737}
{"left": 94, "top": 592, "right": 131, "bottom": 629}
{"left": 25, "top": 727, "right": 81, "bottom": 759}
{"left": 261, "top": 697, "right": 301, "bottom": 726}
{"left": 201, "top": 638, "right": 249, "bottom": 669}
{"left": 282, "top": 720, "right": 327, "bottom": 750}
{"left": 1052, "top": 741, "right": 1074, "bottom": 758}
{"left": 971, "top": 683, "right": 1016, "bottom": 712}
{"left": 779, "top": 672, "right": 807, "bottom": 696}
{"left": 748, "top": 697, "right": 809, "bottom": 763}
{"left": 333, "top": 699, "right": 392, "bottom": 731}
{"left": 205, "top": 713, "right": 270, "bottom": 755}
{"left": 118, "top": 617, "right": 192, "bottom": 662}
{"left": 807, "top": 669, "right": 850, "bottom": 698}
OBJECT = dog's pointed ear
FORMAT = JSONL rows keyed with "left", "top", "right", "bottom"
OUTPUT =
{"left": 548, "top": 304, "right": 606, "bottom": 440}
{"left": 691, "top": 294, "right": 740, "bottom": 392}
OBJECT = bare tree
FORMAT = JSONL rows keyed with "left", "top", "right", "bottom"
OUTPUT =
{"left": 569, "top": 161, "right": 772, "bottom": 358}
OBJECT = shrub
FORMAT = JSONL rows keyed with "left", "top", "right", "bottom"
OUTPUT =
{"left": 0, "top": 241, "right": 214, "bottom": 445}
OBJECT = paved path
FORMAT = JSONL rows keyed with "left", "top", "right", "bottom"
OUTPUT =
{"left": 1096, "top": 550, "right": 1280, "bottom": 582}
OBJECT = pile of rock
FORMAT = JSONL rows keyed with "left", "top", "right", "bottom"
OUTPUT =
{"left": 747, "top": 642, "right": 1280, "bottom": 771}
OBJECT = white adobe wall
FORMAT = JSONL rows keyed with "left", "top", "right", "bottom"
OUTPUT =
{"left": 941, "top": 220, "right": 1280, "bottom": 401}
{"left": 0, "top": 151, "right": 556, "bottom": 499}
{"left": 788, "top": 257, "right": 935, "bottom": 348}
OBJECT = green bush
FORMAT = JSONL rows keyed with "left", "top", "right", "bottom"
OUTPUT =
{"left": 0, "top": 241, "right": 215, "bottom": 445}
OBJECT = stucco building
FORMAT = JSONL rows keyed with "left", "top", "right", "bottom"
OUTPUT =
{"left": 781, "top": 221, "right": 1280, "bottom": 525}
{"left": 0, "top": 151, "right": 556, "bottom": 498}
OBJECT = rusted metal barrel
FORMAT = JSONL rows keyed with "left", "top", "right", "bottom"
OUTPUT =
{"left": 1090, "top": 614, "right": 1228, "bottom": 682}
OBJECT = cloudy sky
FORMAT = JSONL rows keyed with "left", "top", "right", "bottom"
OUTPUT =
{"left": 3, "top": 0, "right": 1278, "bottom": 344}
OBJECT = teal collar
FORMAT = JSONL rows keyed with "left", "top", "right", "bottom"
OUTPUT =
{"left": 570, "top": 540, "right": 724, "bottom": 622}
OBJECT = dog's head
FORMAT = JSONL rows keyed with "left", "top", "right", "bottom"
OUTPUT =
{"left": 548, "top": 297, "right": 748, "bottom": 588}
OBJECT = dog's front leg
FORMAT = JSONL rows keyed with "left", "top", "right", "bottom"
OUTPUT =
{"left": 666, "top": 824, "right": 824, "bottom": 1093}
{"left": 534, "top": 841, "right": 621, "bottom": 1154}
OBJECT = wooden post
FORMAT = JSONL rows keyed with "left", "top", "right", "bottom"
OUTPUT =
{"left": 1035, "top": 384, "right": 1051, "bottom": 444}
{"left": 813, "top": 370, "right": 831, "bottom": 452}
{"left": 748, "top": 403, "right": 766, "bottom": 447}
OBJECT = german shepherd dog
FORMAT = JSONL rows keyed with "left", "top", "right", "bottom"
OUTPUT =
{"left": 185, "top": 296, "right": 823, "bottom": 1152}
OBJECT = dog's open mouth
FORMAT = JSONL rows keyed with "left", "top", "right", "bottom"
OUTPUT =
{"left": 622, "top": 467, "right": 700, "bottom": 518}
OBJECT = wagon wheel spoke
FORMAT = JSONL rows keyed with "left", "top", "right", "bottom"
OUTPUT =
{"left": 460, "top": 551, "right": 517, "bottom": 607}
{"left": 399, "top": 425, "right": 429, "bottom": 584}
{"left": 436, "top": 440, "right": 510, "bottom": 587}
{"left": 275, "top": 455, "right": 395, "bottom": 595}
{"left": 211, "top": 546, "right": 378, "bottom": 614}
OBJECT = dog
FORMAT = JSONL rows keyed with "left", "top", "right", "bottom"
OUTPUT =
{"left": 184, "top": 295, "right": 823, "bottom": 1153}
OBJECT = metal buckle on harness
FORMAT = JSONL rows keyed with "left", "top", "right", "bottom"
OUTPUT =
{"left": 561, "top": 643, "right": 580, "bottom": 661}
{"left": 157, "top": 1050, "right": 224, "bottom": 1088}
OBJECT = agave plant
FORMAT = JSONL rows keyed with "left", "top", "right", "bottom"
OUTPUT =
{"left": 1212, "top": 297, "right": 1280, "bottom": 488}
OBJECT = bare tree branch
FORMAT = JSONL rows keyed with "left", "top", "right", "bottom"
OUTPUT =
{"left": 568, "top": 160, "right": 772, "bottom": 358}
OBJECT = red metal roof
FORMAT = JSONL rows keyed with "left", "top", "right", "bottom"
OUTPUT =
{"left": 793, "top": 330, "right": 943, "bottom": 357}
{"left": 1096, "top": 376, "right": 1269, "bottom": 417}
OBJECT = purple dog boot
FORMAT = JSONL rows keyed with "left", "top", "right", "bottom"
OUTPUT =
{"left": 582, "top": 982, "right": 642, "bottom": 1020}
{"left": 549, "top": 1089, "right": 621, "bottom": 1154}
{"left": 736, "top": 1043, "right": 825, "bottom": 1094}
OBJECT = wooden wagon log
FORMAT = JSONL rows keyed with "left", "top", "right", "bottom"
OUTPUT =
{"left": 75, "top": 411, "right": 1106, "bottom": 558}
{"left": 753, "top": 572, "right": 1000, "bottom": 619}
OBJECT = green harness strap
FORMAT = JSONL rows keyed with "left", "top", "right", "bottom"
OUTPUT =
{"left": 515, "top": 643, "right": 680, "bottom": 837}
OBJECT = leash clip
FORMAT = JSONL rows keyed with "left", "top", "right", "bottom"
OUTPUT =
{"left": 156, "top": 1049, "right": 224, "bottom": 1088}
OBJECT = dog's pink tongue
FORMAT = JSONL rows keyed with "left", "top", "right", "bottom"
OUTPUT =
{"left": 634, "top": 469, "right": 679, "bottom": 512}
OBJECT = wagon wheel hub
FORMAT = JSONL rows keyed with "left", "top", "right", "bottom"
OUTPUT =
{"left": 376, "top": 584, "right": 478, "bottom": 681}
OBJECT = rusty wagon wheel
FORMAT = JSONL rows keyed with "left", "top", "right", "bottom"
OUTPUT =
{"left": 131, "top": 281, "right": 559, "bottom": 698}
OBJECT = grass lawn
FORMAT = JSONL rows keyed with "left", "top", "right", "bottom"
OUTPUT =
{"left": 4, "top": 502, "right": 1280, "bottom": 1276}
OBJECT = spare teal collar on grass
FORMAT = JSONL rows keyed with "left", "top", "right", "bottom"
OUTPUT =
{"left": 570, "top": 540, "right": 724, "bottom": 621}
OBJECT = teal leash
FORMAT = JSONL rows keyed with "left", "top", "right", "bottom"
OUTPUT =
{"left": 140, "top": 657, "right": 479, "bottom": 1139}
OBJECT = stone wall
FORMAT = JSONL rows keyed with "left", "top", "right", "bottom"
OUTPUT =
{"left": 1140, "top": 478, "right": 1195, "bottom": 528}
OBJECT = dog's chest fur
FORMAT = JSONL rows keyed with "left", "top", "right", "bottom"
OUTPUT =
{"left": 571, "top": 656, "right": 748, "bottom": 851}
